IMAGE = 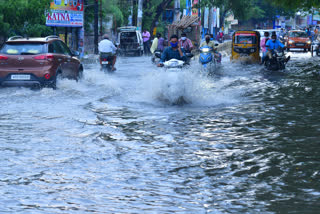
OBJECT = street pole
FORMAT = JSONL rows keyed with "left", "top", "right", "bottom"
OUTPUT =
{"left": 100, "top": 0, "right": 102, "bottom": 36}
{"left": 137, "top": 0, "right": 143, "bottom": 31}
{"left": 94, "top": 0, "right": 99, "bottom": 54}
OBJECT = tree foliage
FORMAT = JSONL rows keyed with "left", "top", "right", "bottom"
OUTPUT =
{"left": 0, "top": 0, "right": 52, "bottom": 37}
{"left": 268, "top": 0, "right": 320, "bottom": 10}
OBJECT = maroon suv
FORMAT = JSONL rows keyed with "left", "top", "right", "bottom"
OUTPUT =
{"left": 0, "top": 35, "right": 83, "bottom": 89}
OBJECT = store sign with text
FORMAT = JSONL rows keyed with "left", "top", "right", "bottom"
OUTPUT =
{"left": 46, "top": 0, "right": 83, "bottom": 27}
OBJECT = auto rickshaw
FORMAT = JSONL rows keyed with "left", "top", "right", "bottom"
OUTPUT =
{"left": 230, "top": 30, "right": 261, "bottom": 64}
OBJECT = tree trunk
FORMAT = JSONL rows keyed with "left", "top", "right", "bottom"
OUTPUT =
{"left": 150, "top": 0, "right": 173, "bottom": 36}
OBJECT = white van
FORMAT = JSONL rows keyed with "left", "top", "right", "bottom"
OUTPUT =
{"left": 117, "top": 26, "right": 144, "bottom": 56}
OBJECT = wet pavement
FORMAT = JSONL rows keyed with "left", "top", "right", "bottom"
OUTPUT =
{"left": 1, "top": 52, "right": 320, "bottom": 213}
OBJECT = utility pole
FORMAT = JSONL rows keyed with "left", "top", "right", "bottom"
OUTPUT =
{"left": 174, "top": 0, "right": 180, "bottom": 22}
{"left": 94, "top": 0, "right": 99, "bottom": 54}
{"left": 137, "top": 0, "right": 143, "bottom": 31}
{"left": 100, "top": 0, "right": 102, "bottom": 36}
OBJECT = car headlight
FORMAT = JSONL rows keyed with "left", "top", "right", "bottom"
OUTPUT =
{"left": 307, "top": 41, "right": 311, "bottom": 44}
{"left": 288, "top": 40, "right": 294, "bottom": 44}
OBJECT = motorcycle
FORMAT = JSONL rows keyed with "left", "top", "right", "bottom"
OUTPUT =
{"left": 151, "top": 50, "right": 162, "bottom": 64}
{"left": 199, "top": 45, "right": 219, "bottom": 74}
{"left": 264, "top": 49, "right": 290, "bottom": 71}
{"left": 100, "top": 53, "right": 114, "bottom": 72}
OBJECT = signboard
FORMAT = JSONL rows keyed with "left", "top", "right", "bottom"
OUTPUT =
{"left": 231, "top": 20, "right": 238, "bottom": 25}
{"left": 192, "top": 0, "right": 199, "bottom": 17}
{"left": 212, "top": 7, "right": 217, "bottom": 28}
{"left": 203, "top": 8, "right": 209, "bottom": 28}
{"left": 314, "top": 15, "right": 320, "bottom": 21}
{"left": 46, "top": 0, "right": 84, "bottom": 27}
{"left": 217, "top": 8, "right": 220, "bottom": 28}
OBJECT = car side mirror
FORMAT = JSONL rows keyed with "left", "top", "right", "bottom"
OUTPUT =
{"left": 71, "top": 50, "right": 80, "bottom": 56}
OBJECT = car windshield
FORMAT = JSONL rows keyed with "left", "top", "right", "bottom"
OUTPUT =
{"left": 235, "top": 34, "right": 256, "bottom": 44}
{"left": 289, "top": 32, "right": 308, "bottom": 38}
{"left": 0, "top": 43, "right": 46, "bottom": 55}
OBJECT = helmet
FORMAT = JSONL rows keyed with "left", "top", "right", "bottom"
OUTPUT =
{"left": 103, "top": 34, "right": 109, "bottom": 40}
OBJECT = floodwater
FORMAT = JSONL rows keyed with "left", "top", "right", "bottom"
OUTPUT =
{"left": 1, "top": 52, "right": 320, "bottom": 213}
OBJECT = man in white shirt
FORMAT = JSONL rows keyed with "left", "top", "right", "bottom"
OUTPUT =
{"left": 98, "top": 34, "right": 117, "bottom": 71}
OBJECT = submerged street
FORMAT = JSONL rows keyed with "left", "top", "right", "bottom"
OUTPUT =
{"left": 1, "top": 53, "right": 320, "bottom": 213}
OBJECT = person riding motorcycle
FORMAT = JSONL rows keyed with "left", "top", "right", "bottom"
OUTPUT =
{"left": 98, "top": 34, "right": 117, "bottom": 71}
{"left": 266, "top": 32, "right": 285, "bottom": 60}
{"left": 157, "top": 34, "right": 186, "bottom": 67}
{"left": 200, "top": 33, "right": 222, "bottom": 63}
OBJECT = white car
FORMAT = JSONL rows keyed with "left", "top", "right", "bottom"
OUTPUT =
{"left": 117, "top": 26, "right": 144, "bottom": 56}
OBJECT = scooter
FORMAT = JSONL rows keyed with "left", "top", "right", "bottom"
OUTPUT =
{"left": 100, "top": 54, "right": 114, "bottom": 72}
{"left": 151, "top": 50, "right": 162, "bottom": 64}
{"left": 264, "top": 49, "right": 290, "bottom": 71}
{"left": 161, "top": 59, "right": 189, "bottom": 105}
{"left": 199, "top": 45, "right": 219, "bottom": 73}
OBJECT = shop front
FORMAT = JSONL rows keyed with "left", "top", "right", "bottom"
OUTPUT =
{"left": 46, "top": 0, "right": 84, "bottom": 58}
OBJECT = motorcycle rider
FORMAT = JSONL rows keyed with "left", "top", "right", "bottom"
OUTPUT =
{"left": 266, "top": 32, "right": 284, "bottom": 59}
{"left": 265, "top": 32, "right": 290, "bottom": 63}
{"left": 98, "top": 34, "right": 117, "bottom": 71}
{"left": 200, "top": 33, "right": 222, "bottom": 63}
{"left": 157, "top": 34, "right": 186, "bottom": 67}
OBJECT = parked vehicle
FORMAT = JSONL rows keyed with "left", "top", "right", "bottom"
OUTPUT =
{"left": 0, "top": 35, "right": 83, "bottom": 89}
{"left": 284, "top": 30, "right": 311, "bottom": 51}
{"left": 117, "top": 26, "right": 144, "bottom": 56}
{"left": 230, "top": 30, "right": 261, "bottom": 64}
{"left": 264, "top": 48, "right": 289, "bottom": 71}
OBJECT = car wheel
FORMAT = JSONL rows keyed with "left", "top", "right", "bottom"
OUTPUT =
{"left": 308, "top": 48, "right": 311, "bottom": 52}
{"left": 76, "top": 67, "right": 83, "bottom": 81}
{"left": 287, "top": 48, "right": 290, "bottom": 51}
{"left": 52, "top": 71, "right": 62, "bottom": 90}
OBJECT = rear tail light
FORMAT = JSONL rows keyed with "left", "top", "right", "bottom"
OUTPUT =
{"left": 44, "top": 73, "right": 51, "bottom": 80}
{"left": 33, "top": 54, "right": 54, "bottom": 61}
{"left": 0, "top": 55, "right": 8, "bottom": 60}
{"left": 103, "top": 58, "right": 107, "bottom": 61}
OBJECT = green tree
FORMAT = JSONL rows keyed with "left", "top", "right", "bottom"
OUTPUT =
{"left": 142, "top": 0, "right": 174, "bottom": 35}
{"left": 268, "top": 0, "right": 320, "bottom": 10}
{"left": 0, "top": 0, "right": 52, "bottom": 37}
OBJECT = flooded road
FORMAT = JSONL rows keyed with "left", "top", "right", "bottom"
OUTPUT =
{"left": 1, "top": 52, "right": 320, "bottom": 213}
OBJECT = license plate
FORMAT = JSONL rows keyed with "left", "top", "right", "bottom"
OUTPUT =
{"left": 101, "top": 61, "right": 110, "bottom": 64}
{"left": 11, "top": 74, "right": 31, "bottom": 80}
{"left": 296, "top": 43, "right": 304, "bottom": 46}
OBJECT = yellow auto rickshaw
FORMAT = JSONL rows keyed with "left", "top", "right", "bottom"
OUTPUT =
{"left": 230, "top": 30, "right": 261, "bottom": 64}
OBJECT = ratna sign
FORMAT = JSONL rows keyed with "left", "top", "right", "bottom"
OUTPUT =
{"left": 46, "top": 0, "right": 84, "bottom": 27}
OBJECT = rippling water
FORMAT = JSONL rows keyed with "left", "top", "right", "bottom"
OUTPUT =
{"left": 1, "top": 53, "right": 320, "bottom": 213}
